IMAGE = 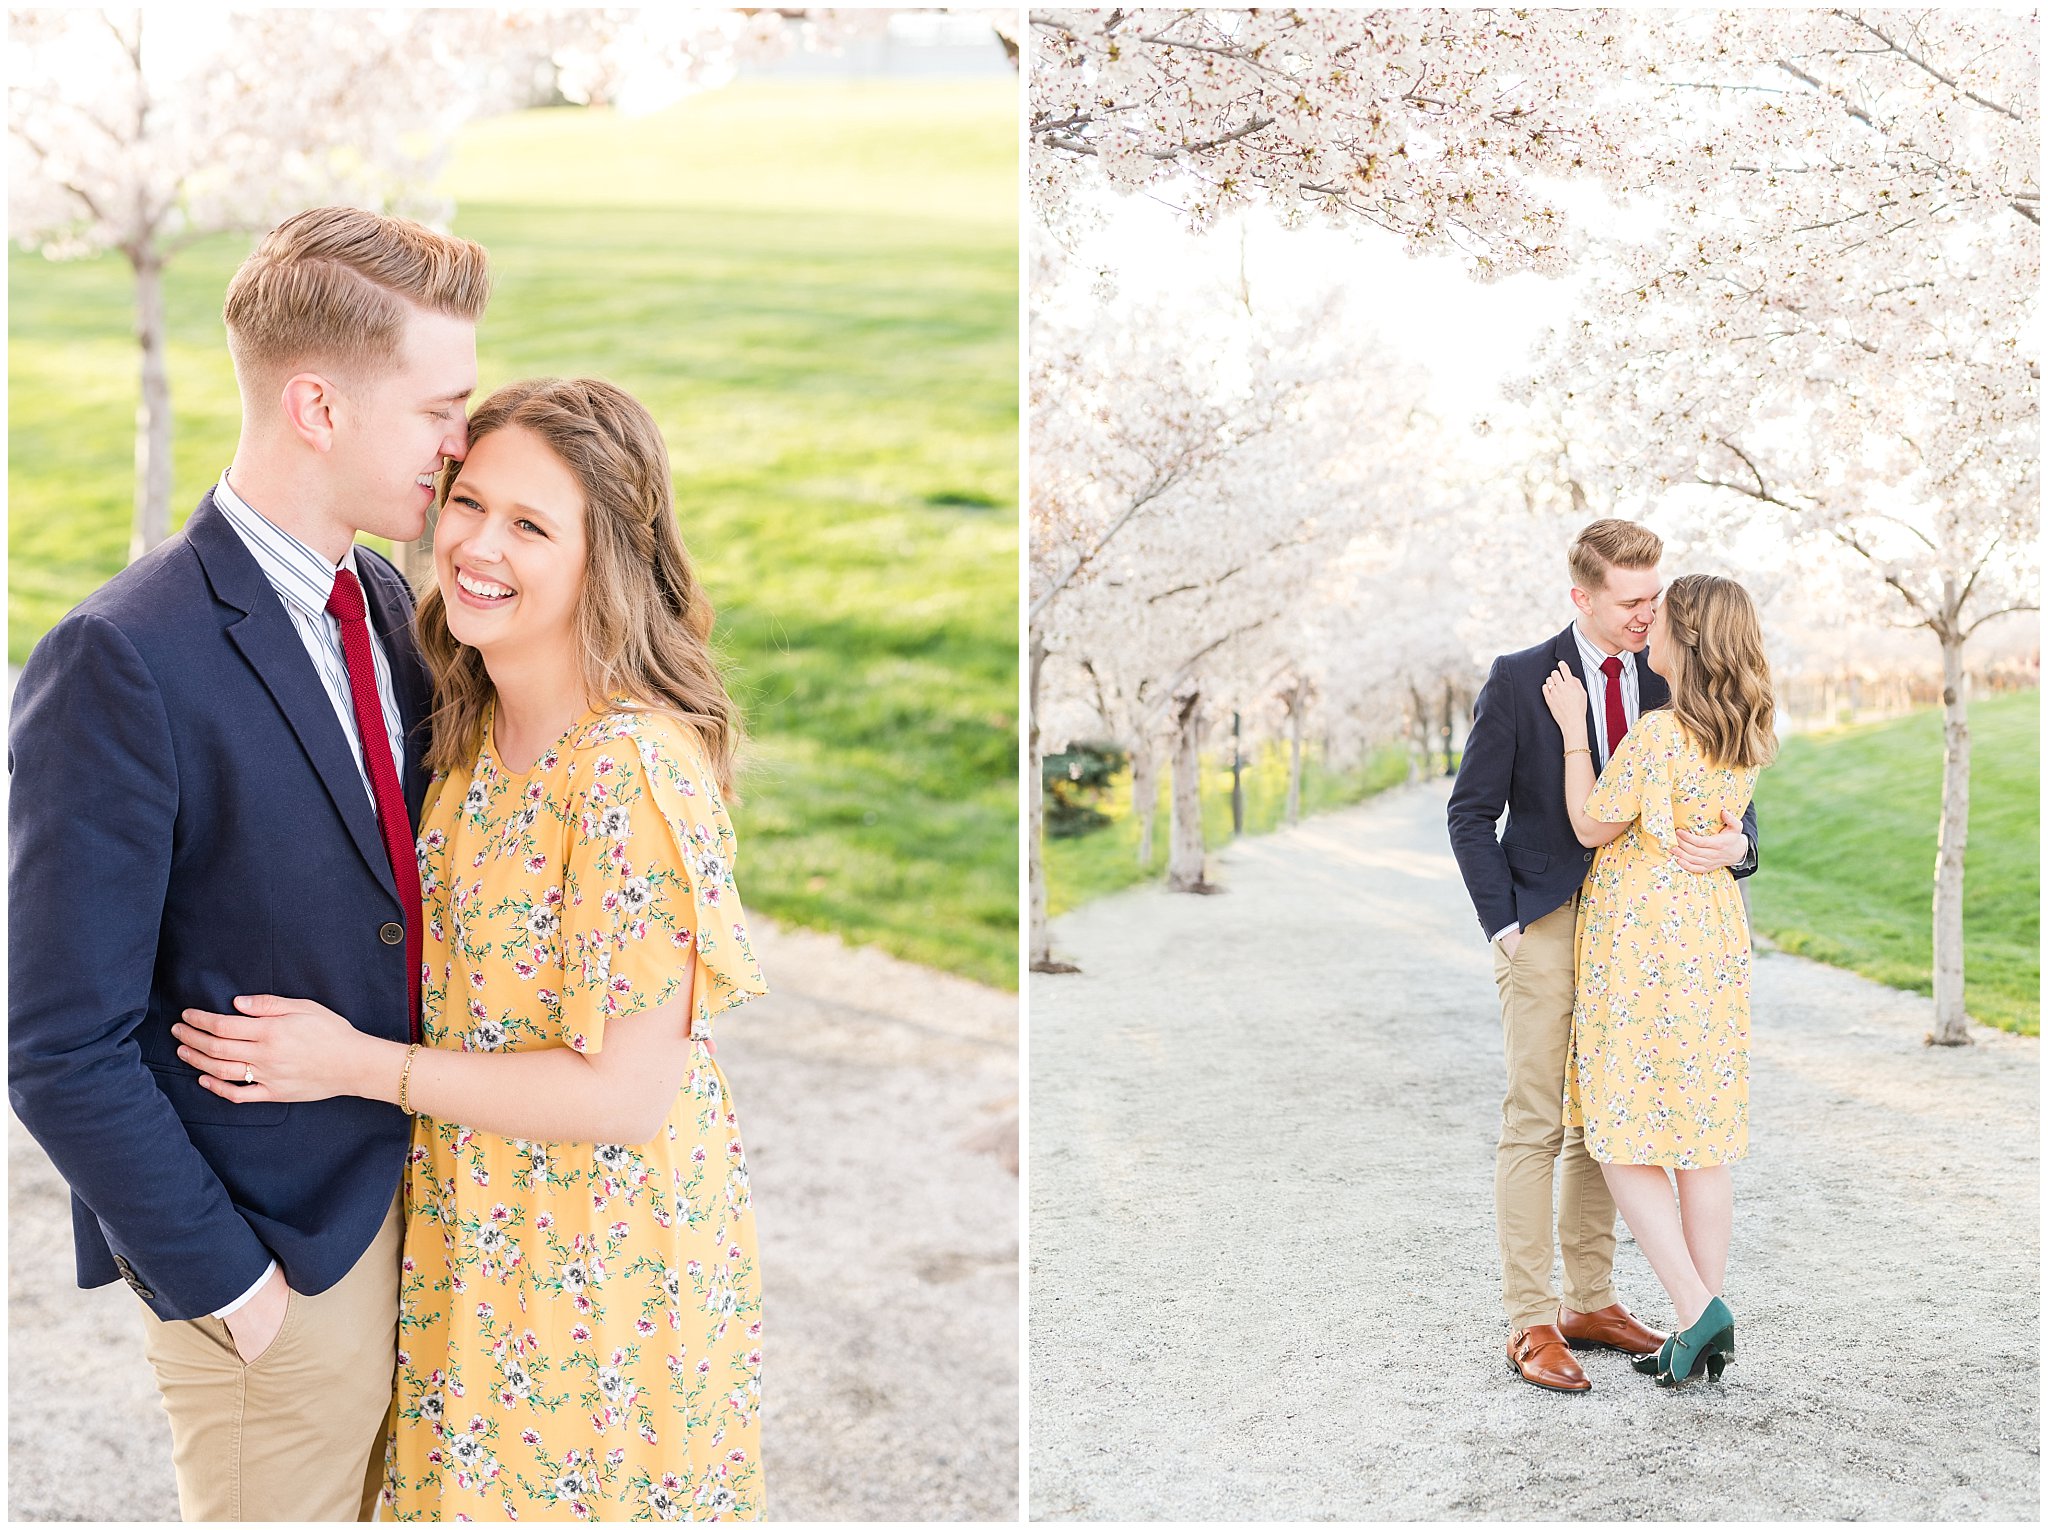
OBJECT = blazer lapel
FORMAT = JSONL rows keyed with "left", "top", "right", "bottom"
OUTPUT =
{"left": 1552, "top": 626, "right": 1603, "bottom": 765}
{"left": 1639, "top": 649, "right": 1671, "bottom": 712}
{"left": 188, "top": 495, "right": 398, "bottom": 902}
{"left": 358, "top": 558, "right": 432, "bottom": 825}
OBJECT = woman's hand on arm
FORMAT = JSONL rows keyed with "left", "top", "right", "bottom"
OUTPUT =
{"left": 175, "top": 996, "right": 399, "bottom": 1104}
{"left": 1540, "top": 662, "right": 1590, "bottom": 739}
{"left": 1539, "top": 663, "right": 1630, "bottom": 849}
{"left": 175, "top": 989, "right": 699, "bottom": 1146}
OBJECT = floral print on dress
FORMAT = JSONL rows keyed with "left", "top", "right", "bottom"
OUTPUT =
{"left": 1565, "top": 707, "right": 1759, "bottom": 1169}
{"left": 384, "top": 703, "right": 768, "bottom": 1521}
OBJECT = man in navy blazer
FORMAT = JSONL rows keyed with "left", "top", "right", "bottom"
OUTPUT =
{"left": 10, "top": 208, "right": 489, "bottom": 1519}
{"left": 1447, "top": 518, "right": 1757, "bottom": 1392}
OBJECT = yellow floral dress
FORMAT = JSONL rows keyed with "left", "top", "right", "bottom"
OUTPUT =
{"left": 382, "top": 703, "right": 769, "bottom": 1522}
{"left": 1565, "top": 708, "right": 1759, "bottom": 1169}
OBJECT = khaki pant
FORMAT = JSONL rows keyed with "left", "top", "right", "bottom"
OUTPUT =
{"left": 140, "top": 1194, "right": 401, "bottom": 1522}
{"left": 1492, "top": 896, "right": 1618, "bottom": 1330}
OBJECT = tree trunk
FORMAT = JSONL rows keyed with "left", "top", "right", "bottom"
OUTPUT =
{"left": 1438, "top": 676, "right": 1457, "bottom": 777}
{"left": 1130, "top": 738, "right": 1158, "bottom": 868}
{"left": 1928, "top": 622, "right": 1972, "bottom": 1045}
{"left": 130, "top": 250, "right": 173, "bottom": 562}
{"left": 1166, "top": 685, "right": 1215, "bottom": 893}
{"left": 1028, "top": 630, "right": 1078, "bottom": 974}
{"left": 397, "top": 507, "right": 439, "bottom": 593}
{"left": 1286, "top": 689, "right": 1305, "bottom": 825}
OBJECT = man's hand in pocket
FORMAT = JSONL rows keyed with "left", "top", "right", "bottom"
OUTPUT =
{"left": 223, "top": 1265, "right": 291, "bottom": 1364}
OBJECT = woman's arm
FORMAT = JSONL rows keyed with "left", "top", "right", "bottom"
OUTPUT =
{"left": 1560, "top": 741, "right": 1630, "bottom": 849}
{"left": 172, "top": 989, "right": 697, "bottom": 1146}
{"left": 1539, "top": 662, "right": 1631, "bottom": 849}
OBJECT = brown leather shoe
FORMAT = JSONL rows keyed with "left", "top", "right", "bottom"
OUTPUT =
{"left": 1559, "top": 1302, "right": 1666, "bottom": 1357}
{"left": 1506, "top": 1325, "right": 1590, "bottom": 1391}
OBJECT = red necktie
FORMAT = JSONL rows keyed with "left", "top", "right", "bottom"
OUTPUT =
{"left": 327, "top": 568, "right": 422, "bottom": 1044}
{"left": 1600, "top": 655, "right": 1628, "bottom": 762}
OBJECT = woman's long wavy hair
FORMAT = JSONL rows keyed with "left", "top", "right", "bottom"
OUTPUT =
{"left": 416, "top": 377, "right": 741, "bottom": 795}
{"left": 1653, "top": 573, "right": 1778, "bottom": 771}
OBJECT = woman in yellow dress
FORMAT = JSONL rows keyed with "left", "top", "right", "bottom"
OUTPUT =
{"left": 1540, "top": 574, "right": 1775, "bottom": 1390}
{"left": 174, "top": 378, "right": 769, "bottom": 1518}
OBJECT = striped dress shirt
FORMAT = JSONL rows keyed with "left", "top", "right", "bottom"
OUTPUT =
{"left": 1571, "top": 622, "right": 1641, "bottom": 768}
{"left": 213, "top": 470, "right": 409, "bottom": 802}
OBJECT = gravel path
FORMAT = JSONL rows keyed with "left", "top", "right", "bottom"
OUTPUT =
{"left": 9, "top": 919, "right": 1019, "bottom": 1522}
{"left": 1029, "top": 779, "right": 2038, "bottom": 1522}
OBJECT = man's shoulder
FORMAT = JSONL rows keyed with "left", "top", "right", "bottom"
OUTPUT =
{"left": 34, "top": 533, "right": 206, "bottom": 660}
{"left": 1489, "top": 630, "right": 1569, "bottom": 683}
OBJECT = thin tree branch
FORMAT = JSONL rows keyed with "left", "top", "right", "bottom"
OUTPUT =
{"left": 1963, "top": 602, "right": 2040, "bottom": 636}
{"left": 1834, "top": 9, "right": 2026, "bottom": 121}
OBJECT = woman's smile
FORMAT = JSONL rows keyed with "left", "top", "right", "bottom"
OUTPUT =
{"left": 452, "top": 565, "right": 517, "bottom": 607}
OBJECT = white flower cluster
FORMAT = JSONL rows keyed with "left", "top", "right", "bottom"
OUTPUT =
{"left": 1030, "top": 8, "right": 1642, "bottom": 277}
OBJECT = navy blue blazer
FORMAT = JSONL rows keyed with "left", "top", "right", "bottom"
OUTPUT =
{"left": 1447, "top": 625, "right": 1758, "bottom": 941}
{"left": 8, "top": 491, "right": 431, "bottom": 1321}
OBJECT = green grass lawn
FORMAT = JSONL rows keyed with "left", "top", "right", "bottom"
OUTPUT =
{"left": 1749, "top": 690, "right": 2039, "bottom": 1035}
{"left": 9, "top": 80, "right": 1020, "bottom": 989}
{"left": 1044, "top": 741, "right": 1413, "bottom": 915}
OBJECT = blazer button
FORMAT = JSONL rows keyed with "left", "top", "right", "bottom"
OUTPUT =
{"left": 379, "top": 922, "right": 404, "bottom": 945}
{"left": 112, "top": 1255, "right": 154, "bottom": 1300}
{"left": 1583, "top": 851, "right": 1593, "bottom": 862}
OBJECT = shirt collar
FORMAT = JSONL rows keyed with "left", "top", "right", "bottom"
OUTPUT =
{"left": 214, "top": 468, "right": 362, "bottom": 617}
{"left": 1572, "top": 621, "right": 1635, "bottom": 678}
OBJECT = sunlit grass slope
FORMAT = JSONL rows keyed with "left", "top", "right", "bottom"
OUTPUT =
{"left": 1749, "top": 691, "right": 2038, "bottom": 1036}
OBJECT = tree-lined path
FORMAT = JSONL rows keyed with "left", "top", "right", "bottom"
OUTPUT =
{"left": 1029, "top": 781, "right": 2037, "bottom": 1521}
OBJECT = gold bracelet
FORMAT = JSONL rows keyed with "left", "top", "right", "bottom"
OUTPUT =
{"left": 398, "top": 1043, "right": 422, "bottom": 1116}
{"left": 1564, "top": 747, "right": 1591, "bottom": 758}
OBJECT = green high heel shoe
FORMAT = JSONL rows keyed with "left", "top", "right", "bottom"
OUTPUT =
{"left": 1712, "top": 1314, "right": 1736, "bottom": 1379}
{"left": 1632, "top": 1333, "right": 1727, "bottom": 1381}
{"left": 1656, "top": 1297, "right": 1735, "bottom": 1388}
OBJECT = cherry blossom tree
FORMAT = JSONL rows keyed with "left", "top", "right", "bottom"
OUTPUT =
{"left": 1028, "top": 245, "right": 1328, "bottom": 963}
{"left": 1526, "top": 7, "right": 2038, "bottom": 1045}
{"left": 1033, "top": 254, "right": 1431, "bottom": 959}
{"left": 1279, "top": 404, "right": 1606, "bottom": 791}
{"left": 1029, "top": 7, "right": 1640, "bottom": 274}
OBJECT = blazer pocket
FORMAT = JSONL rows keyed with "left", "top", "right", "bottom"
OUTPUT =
{"left": 145, "top": 1062, "right": 287, "bottom": 1127}
{"left": 1502, "top": 844, "right": 1551, "bottom": 875}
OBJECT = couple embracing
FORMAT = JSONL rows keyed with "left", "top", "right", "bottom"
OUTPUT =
{"left": 11, "top": 208, "right": 768, "bottom": 1520}
{"left": 1449, "top": 519, "right": 1777, "bottom": 1392}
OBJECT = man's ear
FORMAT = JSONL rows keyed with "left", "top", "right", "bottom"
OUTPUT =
{"left": 1567, "top": 585, "right": 1594, "bottom": 619}
{"left": 280, "top": 372, "right": 340, "bottom": 453}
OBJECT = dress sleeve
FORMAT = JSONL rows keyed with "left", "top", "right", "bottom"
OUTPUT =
{"left": 1584, "top": 712, "right": 1677, "bottom": 852}
{"left": 557, "top": 723, "right": 768, "bottom": 1051}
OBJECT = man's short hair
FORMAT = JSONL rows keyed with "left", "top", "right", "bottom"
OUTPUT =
{"left": 1568, "top": 518, "right": 1663, "bottom": 592}
{"left": 222, "top": 206, "right": 491, "bottom": 383}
